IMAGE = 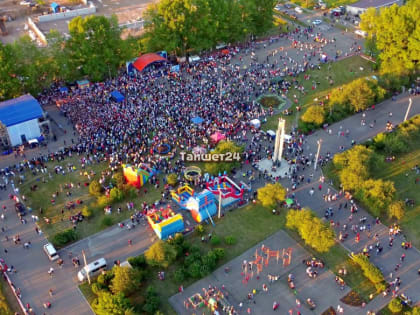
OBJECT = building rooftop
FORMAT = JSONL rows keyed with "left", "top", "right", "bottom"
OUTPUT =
{"left": 0, "top": 94, "right": 43, "bottom": 127}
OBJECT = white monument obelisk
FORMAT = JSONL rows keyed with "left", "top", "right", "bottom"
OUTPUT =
{"left": 273, "top": 118, "right": 285, "bottom": 164}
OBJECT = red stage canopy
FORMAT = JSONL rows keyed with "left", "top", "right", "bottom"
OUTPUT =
{"left": 132, "top": 53, "right": 167, "bottom": 72}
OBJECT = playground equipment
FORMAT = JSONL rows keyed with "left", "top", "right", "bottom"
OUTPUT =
{"left": 123, "top": 163, "right": 156, "bottom": 189}
{"left": 171, "top": 186, "right": 217, "bottom": 224}
{"left": 206, "top": 175, "right": 245, "bottom": 208}
{"left": 184, "top": 166, "right": 202, "bottom": 182}
{"left": 242, "top": 245, "right": 293, "bottom": 285}
{"left": 146, "top": 205, "right": 184, "bottom": 239}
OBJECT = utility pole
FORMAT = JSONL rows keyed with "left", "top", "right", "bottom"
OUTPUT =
{"left": 314, "top": 139, "right": 322, "bottom": 171}
{"left": 82, "top": 250, "right": 91, "bottom": 285}
{"left": 404, "top": 98, "right": 413, "bottom": 122}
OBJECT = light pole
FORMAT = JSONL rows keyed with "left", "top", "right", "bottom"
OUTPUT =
{"left": 218, "top": 188, "right": 222, "bottom": 219}
{"left": 404, "top": 98, "right": 413, "bottom": 122}
{"left": 314, "top": 139, "right": 322, "bottom": 171}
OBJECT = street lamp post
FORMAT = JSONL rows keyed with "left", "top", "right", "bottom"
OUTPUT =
{"left": 404, "top": 98, "right": 413, "bottom": 122}
{"left": 82, "top": 250, "right": 91, "bottom": 285}
{"left": 314, "top": 139, "right": 322, "bottom": 171}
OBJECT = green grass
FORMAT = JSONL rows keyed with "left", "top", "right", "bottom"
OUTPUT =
{"left": 18, "top": 156, "right": 163, "bottom": 242}
{"left": 263, "top": 55, "right": 375, "bottom": 132}
{"left": 0, "top": 278, "right": 18, "bottom": 315}
{"left": 372, "top": 138, "right": 420, "bottom": 247}
{"left": 79, "top": 282, "right": 96, "bottom": 304}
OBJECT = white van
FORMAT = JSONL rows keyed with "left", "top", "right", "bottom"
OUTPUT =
{"left": 295, "top": 6, "right": 303, "bottom": 13}
{"left": 43, "top": 243, "right": 59, "bottom": 261}
{"left": 188, "top": 55, "right": 201, "bottom": 63}
{"left": 77, "top": 258, "right": 107, "bottom": 282}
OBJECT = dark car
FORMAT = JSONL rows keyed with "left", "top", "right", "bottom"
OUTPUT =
{"left": 15, "top": 202, "right": 26, "bottom": 217}
{"left": 284, "top": 3, "right": 292, "bottom": 8}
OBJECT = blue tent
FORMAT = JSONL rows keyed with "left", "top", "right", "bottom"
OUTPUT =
{"left": 110, "top": 91, "right": 124, "bottom": 102}
{"left": 59, "top": 87, "right": 68, "bottom": 93}
{"left": 191, "top": 116, "right": 204, "bottom": 124}
{"left": 51, "top": 2, "right": 60, "bottom": 13}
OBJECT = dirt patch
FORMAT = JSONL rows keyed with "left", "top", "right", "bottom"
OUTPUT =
{"left": 340, "top": 290, "right": 365, "bottom": 306}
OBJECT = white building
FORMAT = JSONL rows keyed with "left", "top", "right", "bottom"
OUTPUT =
{"left": 0, "top": 94, "right": 44, "bottom": 147}
{"left": 346, "top": 0, "right": 402, "bottom": 15}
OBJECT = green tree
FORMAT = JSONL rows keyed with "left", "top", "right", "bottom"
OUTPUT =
{"left": 110, "top": 266, "right": 140, "bottom": 296}
{"left": 301, "top": 105, "right": 325, "bottom": 126}
{"left": 66, "top": 15, "right": 128, "bottom": 81}
{"left": 388, "top": 201, "right": 405, "bottom": 220}
{"left": 360, "top": 1, "right": 420, "bottom": 76}
{"left": 286, "top": 209, "right": 335, "bottom": 252}
{"left": 346, "top": 78, "right": 376, "bottom": 112}
{"left": 257, "top": 182, "right": 287, "bottom": 208}
{"left": 89, "top": 180, "right": 102, "bottom": 196}
{"left": 92, "top": 291, "right": 131, "bottom": 315}
{"left": 352, "top": 253, "right": 386, "bottom": 291}
{"left": 0, "top": 42, "right": 22, "bottom": 100}
{"left": 205, "top": 140, "right": 243, "bottom": 175}
{"left": 145, "top": 240, "right": 177, "bottom": 268}
{"left": 388, "top": 298, "right": 403, "bottom": 313}
{"left": 112, "top": 172, "right": 126, "bottom": 190}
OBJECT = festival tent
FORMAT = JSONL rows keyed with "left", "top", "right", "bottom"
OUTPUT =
{"left": 210, "top": 132, "right": 226, "bottom": 143}
{"left": 110, "top": 90, "right": 124, "bottom": 102}
{"left": 77, "top": 80, "right": 90, "bottom": 89}
{"left": 59, "top": 87, "right": 68, "bottom": 93}
{"left": 267, "top": 130, "right": 276, "bottom": 139}
{"left": 191, "top": 116, "right": 204, "bottom": 124}
{"left": 133, "top": 53, "right": 167, "bottom": 72}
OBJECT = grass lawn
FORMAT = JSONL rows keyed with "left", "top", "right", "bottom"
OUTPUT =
{"left": 262, "top": 55, "right": 375, "bottom": 132}
{"left": 18, "top": 156, "right": 163, "bottom": 243}
{"left": 372, "top": 138, "right": 420, "bottom": 247}
{"left": 0, "top": 278, "right": 18, "bottom": 315}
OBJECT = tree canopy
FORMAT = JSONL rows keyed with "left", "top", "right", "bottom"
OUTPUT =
{"left": 257, "top": 182, "right": 287, "bottom": 208}
{"left": 360, "top": 0, "right": 420, "bottom": 76}
{"left": 143, "top": 0, "right": 276, "bottom": 55}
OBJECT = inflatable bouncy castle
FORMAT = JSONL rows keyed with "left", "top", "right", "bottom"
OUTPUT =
{"left": 123, "top": 163, "right": 156, "bottom": 189}
{"left": 206, "top": 175, "right": 244, "bottom": 207}
{"left": 146, "top": 205, "right": 184, "bottom": 239}
{"left": 171, "top": 186, "right": 217, "bottom": 223}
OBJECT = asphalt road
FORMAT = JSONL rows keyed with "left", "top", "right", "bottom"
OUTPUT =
{"left": 0, "top": 19, "right": 418, "bottom": 315}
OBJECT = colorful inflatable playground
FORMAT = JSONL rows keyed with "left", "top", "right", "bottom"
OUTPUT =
{"left": 123, "top": 163, "right": 157, "bottom": 189}
{"left": 146, "top": 205, "right": 185, "bottom": 239}
{"left": 171, "top": 186, "right": 217, "bottom": 224}
{"left": 205, "top": 175, "right": 246, "bottom": 208}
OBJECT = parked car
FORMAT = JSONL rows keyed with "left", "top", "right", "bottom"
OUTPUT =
{"left": 312, "top": 19, "right": 322, "bottom": 25}
{"left": 15, "top": 202, "right": 26, "bottom": 217}
{"left": 284, "top": 3, "right": 292, "bottom": 8}
{"left": 295, "top": 6, "right": 303, "bottom": 13}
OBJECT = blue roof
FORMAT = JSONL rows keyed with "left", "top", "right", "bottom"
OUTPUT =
{"left": 0, "top": 94, "right": 43, "bottom": 127}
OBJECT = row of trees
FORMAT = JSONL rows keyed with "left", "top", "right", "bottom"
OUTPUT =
{"left": 360, "top": 0, "right": 419, "bottom": 77}
{"left": 300, "top": 77, "right": 387, "bottom": 132}
{"left": 0, "top": 15, "right": 140, "bottom": 100}
{"left": 351, "top": 253, "right": 386, "bottom": 292}
{"left": 286, "top": 209, "right": 336, "bottom": 253}
{"left": 332, "top": 145, "right": 406, "bottom": 220}
{"left": 143, "top": 0, "right": 277, "bottom": 55}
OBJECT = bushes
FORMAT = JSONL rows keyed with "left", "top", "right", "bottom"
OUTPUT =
{"left": 224, "top": 235, "right": 237, "bottom": 245}
{"left": 210, "top": 235, "right": 221, "bottom": 246}
{"left": 286, "top": 208, "right": 335, "bottom": 253}
{"left": 109, "top": 187, "right": 123, "bottom": 202}
{"left": 388, "top": 201, "right": 405, "bottom": 221}
{"left": 166, "top": 173, "right": 178, "bottom": 187}
{"left": 351, "top": 253, "right": 386, "bottom": 292}
{"left": 82, "top": 206, "right": 93, "bottom": 219}
{"left": 89, "top": 180, "right": 102, "bottom": 196}
{"left": 145, "top": 240, "right": 177, "bottom": 268}
{"left": 128, "top": 255, "right": 147, "bottom": 269}
{"left": 388, "top": 298, "right": 403, "bottom": 313}
{"left": 51, "top": 229, "right": 78, "bottom": 248}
